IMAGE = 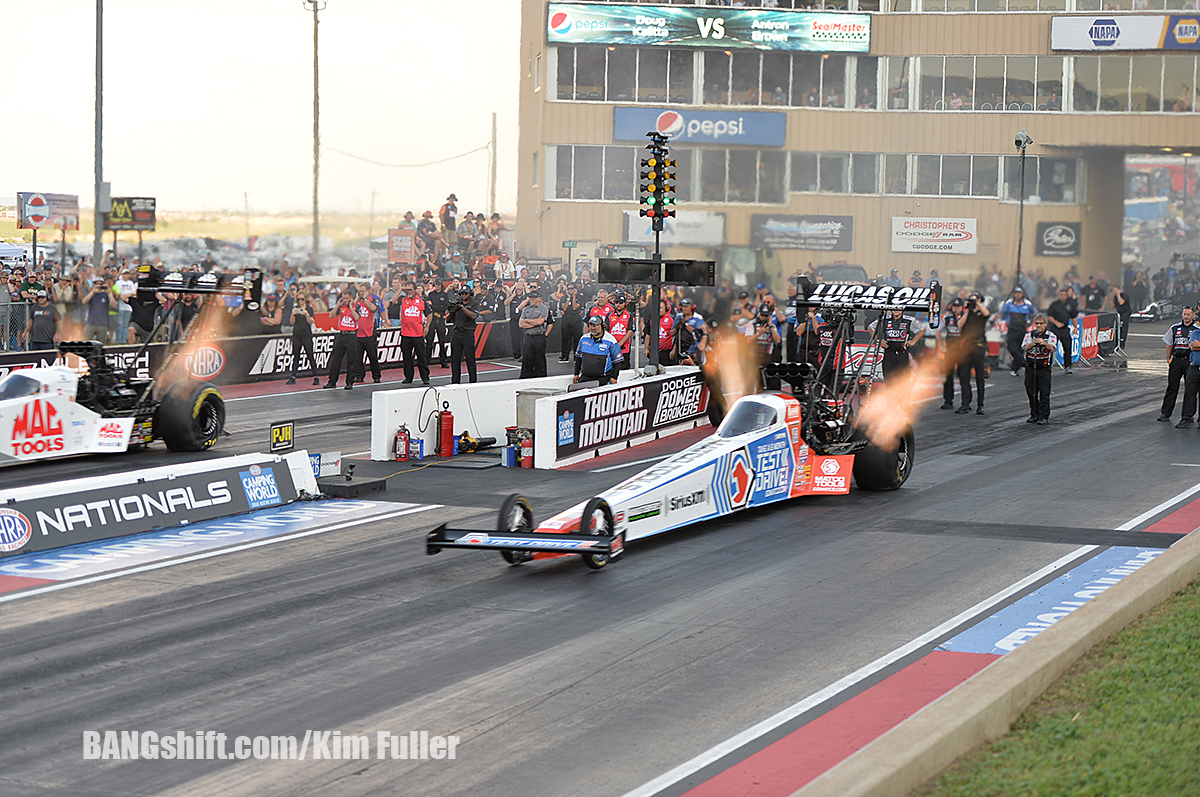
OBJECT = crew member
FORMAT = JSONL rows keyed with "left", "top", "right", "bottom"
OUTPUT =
{"left": 1047, "top": 287, "right": 1076, "bottom": 374}
{"left": 1023, "top": 313, "right": 1055, "bottom": 425}
{"left": 425, "top": 279, "right": 450, "bottom": 369}
{"left": 939, "top": 298, "right": 965, "bottom": 410}
{"left": 353, "top": 282, "right": 382, "bottom": 384}
{"left": 607, "top": 293, "right": 633, "bottom": 373}
{"left": 796, "top": 308, "right": 825, "bottom": 370}
{"left": 399, "top": 282, "right": 431, "bottom": 385}
{"left": 676, "top": 299, "right": 708, "bottom": 366}
{"left": 1159, "top": 306, "right": 1196, "bottom": 422}
{"left": 868, "top": 309, "right": 922, "bottom": 381}
{"left": 999, "top": 286, "right": 1036, "bottom": 375}
{"left": 574, "top": 314, "right": 623, "bottom": 386}
{"left": 1177, "top": 322, "right": 1200, "bottom": 428}
{"left": 324, "top": 292, "right": 359, "bottom": 390}
{"left": 449, "top": 285, "right": 480, "bottom": 384}
{"left": 650, "top": 298, "right": 677, "bottom": 366}
{"left": 955, "top": 292, "right": 990, "bottom": 415}
{"left": 558, "top": 281, "right": 583, "bottom": 363}
{"left": 519, "top": 290, "right": 553, "bottom": 378}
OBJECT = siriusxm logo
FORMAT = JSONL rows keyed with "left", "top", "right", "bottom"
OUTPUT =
{"left": 1088, "top": 18, "right": 1119, "bottom": 47}
{"left": 557, "top": 410, "right": 575, "bottom": 446}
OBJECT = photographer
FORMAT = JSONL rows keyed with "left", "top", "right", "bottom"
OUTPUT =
{"left": 286, "top": 292, "right": 319, "bottom": 385}
{"left": 954, "top": 291, "right": 990, "bottom": 414}
{"left": 746, "top": 302, "right": 782, "bottom": 389}
{"left": 558, "top": 281, "right": 583, "bottom": 363}
{"left": 449, "top": 285, "right": 480, "bottom": 384}
{"left": 1023, "top": 313, "right": 1055, "bottom": 425}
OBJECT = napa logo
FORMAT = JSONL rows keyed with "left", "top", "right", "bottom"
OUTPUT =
{"left": 549, "top": 10, "right": 572, "bottom": 35}
{"left": 557, "top": 409, "right": 575, "bottom": 446}
{"left": 1088, "top": 18, "right": 1120, "bottom": 47}
{"left": 1174, "top": 18, "right": 1199, "bottom": 44}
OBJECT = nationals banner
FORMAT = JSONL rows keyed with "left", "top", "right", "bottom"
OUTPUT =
{"left": 553, "top": 370, "right": 709, "bottom": 458}
{"left": 750, "top": 214, "right": 853, "bottom": 251}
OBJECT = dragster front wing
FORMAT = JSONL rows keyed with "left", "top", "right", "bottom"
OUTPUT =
{"left": 426, "top": 525, "right": 625, "bottom": 557}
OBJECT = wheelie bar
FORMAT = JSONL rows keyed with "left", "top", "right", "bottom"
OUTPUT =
{"left": 426, "top": 525, "right": 625, "bottom": 556}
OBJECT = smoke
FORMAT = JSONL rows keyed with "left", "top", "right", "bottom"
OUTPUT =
{"left": 157, "top": 299, "right": 232, "bottom": 391}
{"left": 701, "top": 330, "right": 760, "bottom": 415}
{"left": 854, "top": 350, "right": 959, "bottom": 451}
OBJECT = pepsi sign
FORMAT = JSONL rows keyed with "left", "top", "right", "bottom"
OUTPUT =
{"left": 614, "top": 107, "right": 786, "bottom": 147}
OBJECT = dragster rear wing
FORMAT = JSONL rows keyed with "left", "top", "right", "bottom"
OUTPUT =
{"left": 136, "top": 264, "right": 264, "bottom": 311}
{"left": 791, "top": 277, "right": 942, "bottom": 328}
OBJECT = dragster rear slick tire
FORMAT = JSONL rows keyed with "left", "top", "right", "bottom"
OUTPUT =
{"left": 155, "top": 380, "right": 225, "bottom": 452}
{"left": 497, "top": 494, "right": 535, "bottom": 565}
{"left": 580, "top": 497, "right": 616, "bottom": 570}
{"left": 852, "top": 426, "right": 915, "bottom": 491}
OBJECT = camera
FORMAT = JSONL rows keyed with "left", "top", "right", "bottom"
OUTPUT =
{"left": 1014, "top": 129, "right": 1033, "bottom": 150}
{"left": 965, "top": 297, "right": 977, "bottom": 310}
{"left": 1032, "top": 330, "right": 1046, "bottom": 339}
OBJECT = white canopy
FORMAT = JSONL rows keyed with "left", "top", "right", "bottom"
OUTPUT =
{"left": 0, "top": 242, "right": 24, "bottom": 259}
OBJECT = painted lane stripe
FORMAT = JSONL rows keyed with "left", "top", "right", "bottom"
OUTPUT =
{"left": 592, "top": 455, "right": 672, "bottom": 474}
{"left": 1115, "top": 478, "right": 1200, "bottom": 530}
{"left": 0, "top": 503, "right": 440, "bottom": 604}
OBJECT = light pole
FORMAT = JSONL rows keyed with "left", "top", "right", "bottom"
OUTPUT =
{"left": 304, "top": 0, "right": 325, "bottom": 270}
{"left": 1013, "top": 129, "right": 1033, "bottom": 292}
{"left": 1183, "top": 152, "right": 1194, "bottom": 209}
{"left": 93, "top": 0, "right": 104, "bottom": 270}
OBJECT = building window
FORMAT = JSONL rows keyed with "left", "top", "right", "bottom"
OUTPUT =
{"left": 941, "top": 155, "right": 971, "bottom": 196}
{"left": 1100, "top": 55, "right": 1131, "bottom": 112}
{"left": 728, "top": 149, "right": 759, "bottom": 201}
{"left": 704, "top": 50, "right": 731, "bottom": 105}
{"left": 820, "top": 153, "right": 850, "bottom": 193}
{"left": 887, "top": 56, "right": 910, "bottom": 109}
{"left": 700, "top": 149, "right": 727, "bottom": 201}
{"left": 576, "top": 47, "right": 605, "bottom": 101}
{"left": 639, "top": 48, "right": 668, "bottom": 103}
{"left": 851, "top": 153, "right": 878, "bottom": 193}
{"left": 607, "top": 47, "right": 636, "bottom": 102}
{"left": 603, "top": 146, "right": 635, "bottom": 200}
{"left": 914, "top": 155, "right": 941, "bottom": 195}
{"left": 551, "top": 145, "right": 641, "bottom": 200}
{"left": 856, "top": 57, "right": 879, "bottom": 109}
{"left": 536, "top": 55, "right": 542, "bottom": 90}
{"left": 1003, "top": 155, "right": 1039, "bottom": 201}
{"left": 556, "top": 147, "right": 572, "bottom": 198}
{"left": 884, "top": 154, "right": 908, "bottom": 194}
{"left": 791, "top": 152, "right": 819, "bottom": 192}
{"left": 533, "top": 152, "right": 539, "bottom": 187}
{"left": 759, "top": 151, "right": 788, "bottom": 203}
{"left": 971, "top": 156, "right": 998, "bottom": 197}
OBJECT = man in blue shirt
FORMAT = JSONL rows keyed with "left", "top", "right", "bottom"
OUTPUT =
{"left": 574, "top": 314, "right": 623, "bottom": 386}
{"left": 1175, "top": 325, "right": 1200, "bottom": 428}
{"left": 998, "top": 286, "right": 1037, "bottom": 376}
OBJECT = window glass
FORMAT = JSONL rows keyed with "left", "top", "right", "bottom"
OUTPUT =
{"left": 1039, "top": 0, "right": 1066, "bottom": 9}
{"left": 1040, "top": 157, "right": 1077, "bottom": 202}
{"left": 887, "top": 56, "right": 910, "bottom": 109}
{"left": 924, "top": 0, "right": 947, "bottom": 10}
{"left": 914, "top": 155, "right": 941, "bottom": 195}
{"left": 669, "top": 51, "right": 694, "bottom": 104}
{"left": 732, "top": 52, "right": 761, "bottom": 105}
{"left": 1167, "top": 0, "right": 1191, "bottom": 8}
{"left": 701, "top": 149, "right": 727, "bottom": 201}
{"left": 976, "top": 0, "right": 1004, "bottom": 11}
{"left": 858, "top": 0, "right": 882, "bottom": 9}
{"left": 0, "top": 374, "right": 41, "bottom": 401}
{"left": 1036, "top": 56, "right": 1063, "bottom": 110}
{"left": 822, "top": 55, "right": 847, "bottom": 107}
{"left": 975, "top": 56, "right": 1004, "bottom": 109}
{"left": 820, "top": 153, "right": 850, "bottom": 193}
{"left": 574, "top": 146, "right": 603, "bottom": 199}
{"left": 717, "top": 398, "right": 777, "bottom": 438}
{"left": 892, "top": 0, "right": 913, "bottom": 10}
{"left": 556, "top": 146, "right": 573, "bottom": 198}
{"left": 920, "top": 56, "right": 944, "bottom": 109}
{"left": 1131, "top": 55, "right": 1163, "bottom": 112}
{"left": 1005, "top": 56, "right": 1035, "bottom": 109}
{"left": 856, "top": 56, "right": 879, "bottom": 108}
{"left": 971, "top": 156, "right": 998, "bottom": 196}
{"left": 1163, "top": 56, "right": 1195, "bottom": 112}
{"left": 884, "top": 154, "right": 908, "bottom": 194}
{"left": 852, "top": 154, "right": 878, "bottom": 193}
{"left": 1004, "top": 154, "right": 1038, "bottom": 201}
{"left": 607, "top": 47, "right": 636, "bottom": 102}
{"left": 533, "top": 151, "right": 539, "bottom": 187}
{"left": 763, "top": 54, "right": 791, "bottom": 106}
{"left": 576, "top": 47, "right": 605, "bottom": 101}
{"left": 946, "top": 0, "right": 970, "bottom": 12}
{"left": 791, "top": 152, "right": 818, "bottom": 192}
{"left": 604, "top": 147, "right": 635, "bottom": 201}
{"left": 704, "top": 50, "right": 731, "bottom": 104}
{"left": 1076, "top": 0, "right": 1101, "bottom": 9}
{"left": 793, "top": 54, "right": 822, "bottom": 107}
{"left": 945, "top": 57, "right": 973, "bottom": 110}
{"left": 638, "top": 49, "right": 668, "bottom": 103}
{"left": 1074, "top": 56, "right": 1099, "bottom": 111}
{"left": 728, "top": 150, "right": 758, "bottom": 202}
{"left": 557, "top": 46, "right": 575, "bottom": 100}
{"left": 941, "top": 155, "right": 971, "bottom": 195}
{"left": 673, "top": 149, "right": 693, "bottom": 203}
{"left": 1100, "top": 56, "right": 1130, "bottom": 112}
{"left": 759, "top": 151, "right": 787, "bottom": 203}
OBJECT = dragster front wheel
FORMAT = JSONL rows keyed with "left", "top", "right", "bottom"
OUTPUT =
{"left": 498, "top": 494, "right": 534, "bottom": 565}
{"left": 580, "top": 497, "right": 615, "bottom": 570}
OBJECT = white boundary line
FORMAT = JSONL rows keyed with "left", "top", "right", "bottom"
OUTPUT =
{"left": 0, "top": 504, "right": 441, "bottom": 605}
{"left": 591, "top": 455, "right": 672, "bottom": 474}
{"left": 620, "top": 476, "right": 1200, "bottom": 797}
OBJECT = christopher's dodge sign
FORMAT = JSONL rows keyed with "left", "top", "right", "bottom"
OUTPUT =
{"left": 554, "top": 371, "right": 709, "bottom": 457}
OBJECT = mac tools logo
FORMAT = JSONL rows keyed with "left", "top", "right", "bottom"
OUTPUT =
{"left": 1088, "top": 18, "right": 1120, "bottom": 47}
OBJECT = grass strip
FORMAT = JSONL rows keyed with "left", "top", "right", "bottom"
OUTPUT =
{"left": 914, "top": 577, "right": 1200, "bottom": 797}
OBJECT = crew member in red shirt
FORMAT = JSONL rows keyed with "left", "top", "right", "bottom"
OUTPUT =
{"left": 324, "top": 291, "right": 360, "bottom": 390}
{"left": 399, "top": 281, "right": 431, "bottom": 385}
{"left": 353, "top": 282, "right": 383, "bottom": 384}
{"left": 647, "top": 298, "right": 676, "bottom": 366}
{"left": 607, "top": 292, "right": 633, "bottom": 373}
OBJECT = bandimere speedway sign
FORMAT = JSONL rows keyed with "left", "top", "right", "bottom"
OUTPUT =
{"left": 891, "top": 217, "right": 977, "bottom": 255}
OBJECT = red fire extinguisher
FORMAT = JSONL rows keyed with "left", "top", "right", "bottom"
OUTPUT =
{"left": 394, "top": 424, "right": 410, "bottom": 462}
{"left": 439, "top": 402, "right": 455, "bottom": 457}
{"left": 520, "top": 436, "right": 534, "bottom": 468}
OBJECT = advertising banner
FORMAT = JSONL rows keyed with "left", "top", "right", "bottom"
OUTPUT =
{"left": 614, "top": 107, "right": 786, "bottom": 147}
{"left": 624, "top": 210, "right": 726, "bottom": 247}
{"left": 1051, "top": 15, "right": 1200, "bottom": 51}
{"left": 0, "top": 459, "right": 298, "bottom": 556}
{"left": 387, "top": 228, "right": 417, "bottom": 264}
{"left": 103, "top": 197, "right": 157, "bottom": 232}
{"left": 552, "top": 371, "right": 709, "bottom": 458}
{"left": 1094, "top": 311, "right": 1119, "bottom": 356}
{"left": 750, "top": 214, "right": 853, "bottom": 251}
{"left": 1035, "top": 221, "right": 1081, "bottom": 258}
{"left": 547, "top": 4, "right": 871, "bottom": 53}
{"left": 17, "top": 192, "right": 80, "bottom": 231}
{"left": 891, "top": 217, "right": 977, "bottom": 255}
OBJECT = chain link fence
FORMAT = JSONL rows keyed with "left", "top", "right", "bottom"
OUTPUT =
{"left": 1, "top": 302, "right": 33, "bottom": 351}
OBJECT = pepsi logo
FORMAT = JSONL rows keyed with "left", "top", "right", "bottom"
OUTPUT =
{"left": 820, "top": 458, "right": 841, "bottom": 476}
{"left": 186, "top": 346, "right": 225, "bottom": 379}
{"left": 656, "top": 111, "right": 684, "bottom": 138}
{"left": 550, "top": 11, "right": 572, "bottom": 34}
{"left": 0, "top": 508, "right": 33, "bottom": 552}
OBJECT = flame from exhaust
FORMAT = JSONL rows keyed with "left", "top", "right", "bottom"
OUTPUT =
{"left": 854, "top": 352, "right": 955, "bottom": 451}
{"left": 701, "top": 330, "right": 760, "bottom": 413}
{"left": 157, "top": 300, "right": 233, "bottom": 392}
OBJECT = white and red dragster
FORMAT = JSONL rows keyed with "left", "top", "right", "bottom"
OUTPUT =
{"left": 426, "top": 277, "right": 940, "bottom": 570}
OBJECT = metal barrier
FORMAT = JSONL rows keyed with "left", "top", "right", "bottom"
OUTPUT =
{"left": 0, "top": 302, "right": 32, "bottom": 352}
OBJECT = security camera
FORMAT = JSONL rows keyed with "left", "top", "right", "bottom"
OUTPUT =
{"left": 1014, "top": 130, "right": 1033, "bottom": 150}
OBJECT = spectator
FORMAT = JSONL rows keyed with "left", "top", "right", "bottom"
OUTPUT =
{"left": 259, "top": 294, "right": 284, "bottom": 335}
{"left": 439, "top": 193, "right": 459, "bottom": 252}
{"left": 456, "top": 212, "right": 479, "bottom": 257}
{"left": 82, "top": 275, "right": 113, "bottom": 342}
{"left": 127, "top": 286, "right": 162, "bottom": 345}
{"left": 19, "top": 291, "right": 60, "bottom": 351}
{"left": 417, "top": 211, "right": 445, "bottom": 262}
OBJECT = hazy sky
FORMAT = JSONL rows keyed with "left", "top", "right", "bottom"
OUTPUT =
{"left": 2, "top": 1, "right": 521, "bottom": 217}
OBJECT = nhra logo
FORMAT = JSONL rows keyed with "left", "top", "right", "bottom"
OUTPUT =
{"left": 12, "top": 399, "right": 65, "bottom": 456}
{"left": 1082, "top": 323, "right": 1098, "bottom": 351}
{"left": 0, "top": 508, "right": 33, "bottom": 552}
{"left": 558, "top": 410, "right": 575, "bottom": 446}
{"left": 239, "top": 465, "right": 283, "bottom": 509}
{"left": 186, "top": 345, "right": 226, "bottom": 379}
{"left": 1088, "top": 18, "right": 1119, "bottom": 47}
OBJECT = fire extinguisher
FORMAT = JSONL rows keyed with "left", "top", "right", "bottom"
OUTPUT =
{"left": 439, "top": 402, "right": 455, "bottom": 457}
{"left": 520, "top": 435, "right": 534, "bottom": 468}
{"left": 394, "top": 424, "right": 410, "bottom": 462}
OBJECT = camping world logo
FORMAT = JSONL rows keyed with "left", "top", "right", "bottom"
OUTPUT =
{"left": 550, "top": 11, "right": 572, "bottom": 34}
{"left": 656, "top": 111, "right": 685, "bottom": 138}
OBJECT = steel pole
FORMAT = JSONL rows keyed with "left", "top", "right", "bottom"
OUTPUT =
{"left": 311, "top": 0, "right": 320, "bottom": 269}
{"left": 1015, "top": 146, "right": 1026, "bottom": 293}
{"left": 93, "top": 0, "right": 104, "bottom": 270}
